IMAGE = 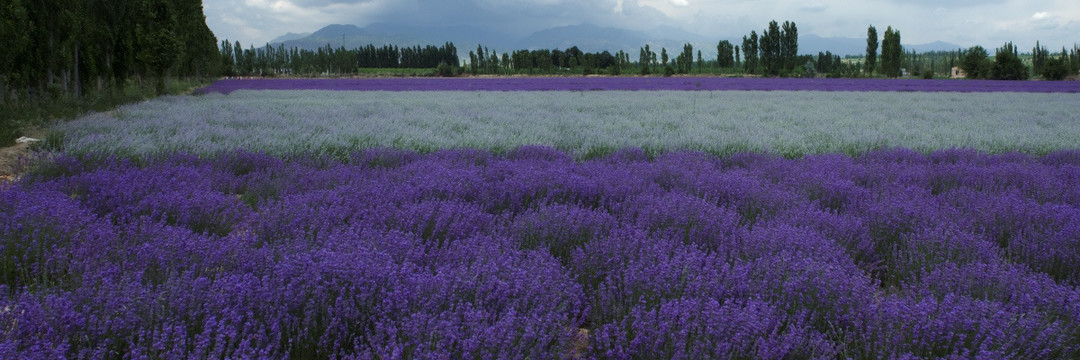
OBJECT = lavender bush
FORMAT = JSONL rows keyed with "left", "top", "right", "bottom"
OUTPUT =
{"left": 5, "top": 147, "right": 1080, "bottom": 358}
{"left": 53, "top": 90, "right": 1080, "bottom": 159}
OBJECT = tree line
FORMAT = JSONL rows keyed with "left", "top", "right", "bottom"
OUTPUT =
{"left": 862, "top": 24, "right": 1080, "bottom": 80}
{"left": 0, "top": 0, "right": 220, "bottom": 104}
{"left": 943, "top": 42, "right": 1078, "bottom": 80}
{"left": 218, "top": 41, "right": 459, "bottom": 77}
{"left": 462, "top": 20, "right": 854, "bottom": 77}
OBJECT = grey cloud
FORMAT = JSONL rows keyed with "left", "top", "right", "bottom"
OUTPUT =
{"left": 206, "top": 0, "right": 1068, "bottom": 55}
{"left": 888, "top": 0, "right": 1006, "bottom": 8}
{"left": 289, "top": 0, "right": 376, "bottom": 7}
{"left": 355, "top": 0, "right": 636, "bottom": 35}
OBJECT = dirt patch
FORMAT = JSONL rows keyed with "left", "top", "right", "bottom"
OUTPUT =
{"left": 0, "top": 129, "right": 46, "bottom": 182}
{"left": 567, "top": 328, "right": 589, "bottom": 359}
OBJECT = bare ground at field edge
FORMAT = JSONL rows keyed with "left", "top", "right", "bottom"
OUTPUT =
{"left": 0, "top": 129, "right": 45, "bottom": 182}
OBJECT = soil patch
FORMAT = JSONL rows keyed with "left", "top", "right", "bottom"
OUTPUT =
{"left": 0, "top": 129, "right": 45, "bottom": 182}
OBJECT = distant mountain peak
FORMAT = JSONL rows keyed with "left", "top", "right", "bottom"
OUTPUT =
{"left": 268, "top": 32, "right": 312, "bottom": 44}
{"left": 311, "top": 24, "right": 364, "bottom": 38}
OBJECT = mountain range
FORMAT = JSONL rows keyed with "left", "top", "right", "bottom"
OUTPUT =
{"left": 269, "top": 23, "right": 963, "bottom": 59}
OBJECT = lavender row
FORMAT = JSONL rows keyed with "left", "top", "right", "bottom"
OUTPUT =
{"left": 4, "top": 147, "right": 1080, "bottom": 358}
{"left": 197, "top": 77, "right": 1080, "bottom": 94}
{"left": 54, "top": 90, "right": 1080, "bottom": 159}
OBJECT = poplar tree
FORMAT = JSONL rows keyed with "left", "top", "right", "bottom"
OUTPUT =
{"left": 717, "top": 40, "right": 735, "bottom": 68}
{"left": 760, "top": 20, "right": 781, "bottom": 76}
{"left": 866, "top": 25, "right": 878, "bottom": 76}
{"left": 881, "top": 26, "right": 902, "bottom": 77}
{"left": 1032, "top": 41, "right": 1048, "bottom": 75}
{"left": 741, "top": 31, "right": 759, "bottom": 74}
{"left": 780, "top": 21, "right": 797, "bottom": 72}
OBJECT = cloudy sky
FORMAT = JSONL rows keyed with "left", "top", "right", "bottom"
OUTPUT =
{"left": 205, "top": 0, "right": 1079, "bottom": 51}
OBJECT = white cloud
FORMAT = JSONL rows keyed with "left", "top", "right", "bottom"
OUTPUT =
{"left": 1031, "top": 12, "right": 1051, "bottom": 20}
{"left": 670, "top": 0, "right": 689, "bottom": 6}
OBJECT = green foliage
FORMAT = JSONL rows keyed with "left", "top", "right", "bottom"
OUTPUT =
{"left": 436, "top": 62, "right": 454, "bottom": 77}
{"left": 803, "top": 60, "right": 817, "bottom": 78}
{"left": 959, "top": 46, "right": 992, "bottom": 79}
{"left": 741, "top": 32, "right": 759, "bottom": 74}
{"left": 815, "top": 52, "right": 842, "bottom": 74}
{"left": 760, "top": 21, "right": 782, "bottom": 76}
{"left": 756, "top": 20, "right": 799, "bottom": 76}
{"left": 676, "top": 43, "right": 694, "bottom": 74}
{"left": 881, "top": 27, "right": 903, "bottom": 78}
{"left": 1072, "top": 45, "right": 1080, "bottom": 75}
{"left": 781, "top": 21, "right": 798, "bottom": 72}
{"left": 354, "top": 68, "right": 438, "bottom": 77}
{"left": 639, "top": 45, "right": 652, "bottom": 75}
{"left": 1041, "top": 57, "right": 1070, "bottom": 81}
{"left": 717, "top": 40, "right": 735, "bottom": 68}
{"left": 990, "top": 42, "right": 1028, "bottom": 80}
{"left": 1032, "top": 41, "right": 1050, "bottom": 76}
{"left": 0, "top": 0, "right": 220, "bottom": 146}
{"left": 866, "top": 26, "right": 878, "bottom": 76}
{"left": 138, "top": 26, "right": 182, "bottom": 91}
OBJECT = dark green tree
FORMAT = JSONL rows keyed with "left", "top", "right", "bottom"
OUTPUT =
{"left": 639, "top": 45, "right": 651, "bottom": 75}
{"left": 677, "top": 43, "right": 693, "bottom": 74}
{"left": 780, "top": 21, "right": 798, "bottom": 73}
{"left": 468, "top": 51, "right": 478, "bottom": 74}
{"left": 1032, "top": 41, "right": 1049, "bottom": 76}
{"left": 760, "top": 20, "right": 781, "bottom": 76}
{"left": 741, "top": 31, "right": 759, "bottom": 74}
{"left": 174, "top": 0, "right": 220, "bottom": 78}
{"left": 959, "top": 45, "right": 991, "bottom": 79}
{"left": 661, "top": 48, "right": 673, "bottom": 76}
{"left": 138, "top": 0, "right": 182, "bottom": 93}
{"left": 717, "top": 40, "right": 735, "bottom": 68}
{"left": 476, "top": 45, "right": 486, "bottom": 70}
{"left": 0, "top": 0, "right": 32, "bottom": 100}
{"left": 991, "top": 42, "right": 1028, "bottom": 80}
{"left": 1072, "top": 45, "right": 1080, "bottom": 75}
{"left": 865, "top": 25, "right": 878, "bottom": 76}
{"left": 233, "top": 40, "right": 244, "bottom": 74}
{"left": 1041, "top": 56, "right": 1070, "bottom": 81}
{"left": 880, "top": 26, "right": 902, "bottom": 77}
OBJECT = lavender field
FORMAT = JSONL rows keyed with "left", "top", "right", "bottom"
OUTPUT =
{"left": 198, "top": 77, "right": 1080, "bottom": 94}
{"left": 6, "top": 78, "right": 1080, "bottom": 358}
{"left": 5, "top": 148, "right": 1080, "bottom": 358}
{"left": 54, "top": 90, "right": 1080, "bottom": 159}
